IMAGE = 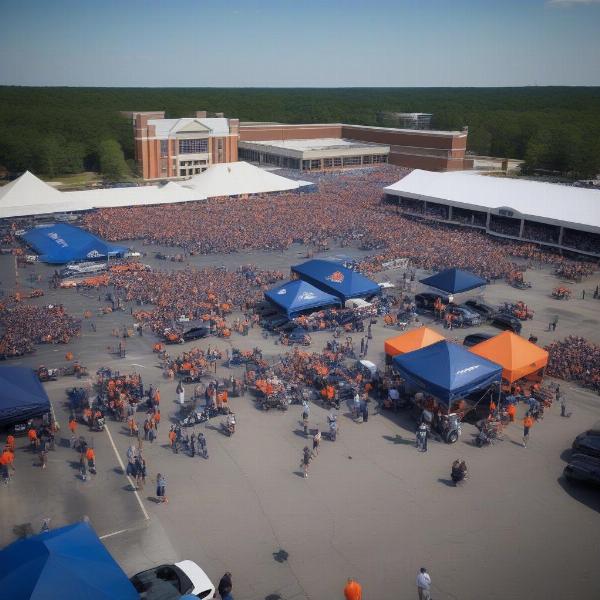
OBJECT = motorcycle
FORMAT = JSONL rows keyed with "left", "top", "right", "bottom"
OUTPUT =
{"left": 475, "top": 429, "right": 492, "bottom": 447}
{"left": 179, "top": 408, "right": 209, "bottom": 427}
{"left": 94, "top": 416, "right": 105, "bottom": 432}
{"left": 221, "top": 414, "right": 236, "bottom": 436}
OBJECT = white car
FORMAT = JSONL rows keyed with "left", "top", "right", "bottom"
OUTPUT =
{"left": 130, "top": 560, "right": 215, "bottom": 599}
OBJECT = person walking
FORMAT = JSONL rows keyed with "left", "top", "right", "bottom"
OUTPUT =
{"left": 156, "top": 473, "right": 168, "bottom": 503}
{"left": 86, "top": 446, "right": 96, "bottom": 475}
{"left": 360, "top": 337, "right": 365, "bottom": 357}
{"left": 79, "top": 452, "right": 88, "bottom": 481}
{"left": 416, "top": 423, "right": 428, "bottom": 452}
{"left": 301, "top": 401, "right": 310, "bottom": 436}
{"left": 416, "top": 567, "right": 432, "bottom": 600}
{"left": 522, "top": 413, "right": 534, "bottom": 448}
{"left": 300, "top": 446, "right": 312, "bottom": 478}
{"left": 218, "top": 572, "right": 233, "bottom": 600}
{"left": 552, "top": 315, "right": 559, "bottom": 331}
{"left": 343, "top": 577, "right": 363, "bottom": 600}
{"left": 312, "top": 428, "right": 321, "bottom": 455}
{"left": 560, "top": 394, "right": 569, "bottom": 417}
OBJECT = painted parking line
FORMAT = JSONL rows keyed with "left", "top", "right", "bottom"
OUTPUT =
{"left": 99, "top": 528, "right": 130, "bottom": 540}
{"left": 104, "top": 424, "right": 150, "bottom": 521}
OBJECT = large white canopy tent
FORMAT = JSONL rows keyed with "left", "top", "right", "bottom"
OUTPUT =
{"left": 0, "top": 163, "right": 312, "bottom": 218}
{"left": 181, "top": 161, "right": 313, "bottom": 198}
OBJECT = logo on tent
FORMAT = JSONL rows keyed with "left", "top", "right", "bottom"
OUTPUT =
{"left": 456, "top": 365, "right": 479, "bottom": 376}
{"left": 298, "top": 292, "right": 316, "bottom": 300}
{"left": 86, "top": 250, "right": 104, "bottom": 258}
{"left": 326, "top": 271, "right": 344, "bottom": 283}
{"left": 277, "top": 289, "right": 287, "bottom": 295}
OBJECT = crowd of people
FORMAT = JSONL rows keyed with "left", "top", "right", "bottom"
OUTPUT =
{"left": 546, "top": 336, "right": 600, "bottom": 393}
{"left": 0, "top": 302, "right": 80, "bottom": 358}
{"left": 110, "top": 265, "right": 284, "bottom": 337}
{"left": 82, "top": 167, "right": 597, "bottom": 282}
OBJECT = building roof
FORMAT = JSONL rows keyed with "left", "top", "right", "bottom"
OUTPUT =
{"left": 148, "top": 117, "right": 230, "bottom": 137}
{"left": 243, "top": 138, "right": 385, "bottom": 151}
{"left": 384, "top": 169, "right": 600, "bottom": 233}
{"left": 181, "top": 161, "right": 312, "bottom": 198}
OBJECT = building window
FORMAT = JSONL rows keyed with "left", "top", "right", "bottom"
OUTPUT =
{"left": 310, "top": 159, "right": 321, "bottom": 170}
{"left": 180, "top": 169, "right": 186, "bottom": 176}
{"left": 362, "top": 155, "right": 373, "bottom": 164}
{"left": 302, "top": 160, "right": 311, "bottom": 171}
{"left": 179, "top": 138, "right": 208, "bottom": 154}
{"left": 323, "top": 158, "right": 333, "bottom": 168}
{"left": 160, "top": 140, "right": 168, "bottom": 157}
{"left": 342, "top": 156, "right": 362, "bottom": 167}
{"left": 333, "top": 157, "right": 342, "bottom": 167}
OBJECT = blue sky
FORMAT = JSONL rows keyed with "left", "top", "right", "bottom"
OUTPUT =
{"left": 1, "top": 0, "right": 599, "bottom": 86}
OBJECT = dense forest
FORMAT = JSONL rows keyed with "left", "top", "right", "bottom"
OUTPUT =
{"left": 1, "top": 87, "right": 599, "bottom": 179}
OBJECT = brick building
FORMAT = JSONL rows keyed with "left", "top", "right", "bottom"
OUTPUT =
{"left": 132, "top": 111, "right": 239, "bottom": 180}
{"left": 132, "top": 111, "right": 470, "bottom": 179}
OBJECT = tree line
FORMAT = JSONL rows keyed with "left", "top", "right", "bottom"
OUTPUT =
{"left": 0, "top": 86, "right": 599, "bottom": 179}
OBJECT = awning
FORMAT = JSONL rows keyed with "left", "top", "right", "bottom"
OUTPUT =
{"left": 264, "top": 280, "right": 340, "bottom": 317}
{"left": 392, "top": 340, "right": 502, "bottom": 404}
{"left": 0, "top": 367, "right": 51, "bottom": 427}
{"left": 469, "top": 331, "right": 549, "bottom": 383}
{"left": 291, "top": 259, "right": 380, "bottom": 301}
{"left": 384, "top": 327, "right": 445, "bottom": 357}
{"left": 420, "top": 268, "right": 486, "bottom": 294}
{"left": 0, "top": 522, "right": 138, "bottom": 600}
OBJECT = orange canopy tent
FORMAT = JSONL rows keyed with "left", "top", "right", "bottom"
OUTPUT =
{"left": 469, "top": 331, "right": 549, "bottom": 383}
{"left": 384, "top": 327, "right": 445, "bottom": 357}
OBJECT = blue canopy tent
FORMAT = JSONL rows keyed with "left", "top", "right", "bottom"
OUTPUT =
{"left": 22, "top": 223, "right": 127, "bottom": 264}
{"left": 0, "top": 521, "right": 138, "bottom": 600}
{"left": 265, "top": 280, "right": 340, "bottom": 318}
{"left": 392, "top": 341, "right": 502, "bottom": 405}
{"left": 0, "top": 367, "right": 51, "bottom": 427}
{"left": 419, "top": 268, "right": 487, "bottom": 294}
{"left": 291, "top": 259, "right": 380, "bottom": 301}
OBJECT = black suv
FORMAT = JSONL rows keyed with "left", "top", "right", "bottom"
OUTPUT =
{"left": 182, "top": 327, "right": 209, "bottom": 342}
{"left": 572, "top": 424, "right": 600, "bottom": 458}
{"left": 463, "top": 299, "right": 498, "bottom": 320}
{"left": 490, "top": 313, "right": 522, "bottom": 334}
{"left": 463, "top": 332, "right": 495, "bottom": 348}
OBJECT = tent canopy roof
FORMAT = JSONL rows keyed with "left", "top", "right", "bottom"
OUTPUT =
{"left": 420, "top": 268, "right": 486, "bottom": 294}
{"left": 182, "top": 161, "right": 312, "bottom": 198}
{"left": 291, "top": 259, "right": 381, "bottom": 301}
{"left": 22, "top": 223, "right": 127, "bottom": 264}
{"left": 384, "top": 327, "right": 445, "bottom": 357}
{"left": 0, "top": 367, "right": 51, "bottom": 427}
{"left": 392, "top": 340, "right": 502, "bottom": 404}
{"left": 469, "top": 331, "right": 549, "bottom": 383}
{"left": 0, "top": 521, "right": 138, "bottom": 600}
{"left": 265, "top": 280, "right": 340, "bottom": 317}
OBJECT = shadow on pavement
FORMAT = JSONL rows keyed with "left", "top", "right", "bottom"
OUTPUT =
{"left": 382, "top": 434, "right": 414, "bottom": 445}
{"left": 438, "top": 478, "right": 456, "bottom": 487}
{"left": 557, "top": 476, "right": 600, "bottom": 513}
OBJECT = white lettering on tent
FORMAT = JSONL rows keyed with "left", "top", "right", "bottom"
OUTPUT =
{"left": 456, "top": 365, "right": 480, "bottom": 376}
{"left": 277, "top": 289, "right": 287, "bottom": 295}
{"left": 86, "top": 250, "right": 103, "bottom": 258}
{"left": 298, "top": 292, "right": 316, "bottom": 300}
{"left": 47, "top": 232, "right": 68, "bottom": 248}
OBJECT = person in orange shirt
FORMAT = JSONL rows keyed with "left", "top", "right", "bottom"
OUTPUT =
{"left": 6, "top": 435, "right": 15, "bottom": 452}
{"left": 1, "top": 448, "right": 14, "bottom": 472}
{"left": 154, "top": 410, "right": 161, "bottom": 431}
{"left": 168, "top": 428, "right": 176, "bottom": 450}
{"left": 343, "top": 577, "right": 362, "bottom": 600}
{"left": 507, "top": 403, "right": 516, "bottom": 422}
{"left": 523, "top": 414, "right": 534, "bottom": 448}
{"left": 68, "top": 417, "right": 77, "bottom": 436}
{"left": 28, "top": 428, "right": 39, "bottom": 450}
{"left": 86, "top": 447, "right": 96, "bottom": 473}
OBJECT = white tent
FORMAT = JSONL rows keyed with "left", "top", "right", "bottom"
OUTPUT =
{"left": 181, "top": 161, "right": 312, "bottom": 198}
{"left": 0, "top": 172, "right": 206, "bottom": 218}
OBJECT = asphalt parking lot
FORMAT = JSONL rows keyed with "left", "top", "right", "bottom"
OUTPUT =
{"left": 1, "top": 245, "right": 599, "bottom": 600}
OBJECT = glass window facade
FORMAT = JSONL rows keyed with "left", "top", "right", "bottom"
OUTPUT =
{"left": 179, "top": 138, "right": 208, "bottom": 154}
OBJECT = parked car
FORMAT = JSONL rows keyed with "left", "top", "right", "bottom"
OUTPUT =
{"left": 490, "top": 313, "right": 522, "bottom": 334}
{"left": 445, "top": 305, "right": 481, "bottom": 327}
{"left": 463, "top": 332, "right": 495, "bottom": 348}
{"left": 287, "top": 327, "right": 311, "bottom": 344}
{"left": 572, "top": 423, "right": 600, "bottom": 458}
{"left": 130, "top": 560, "right": 215, "bottom": 600}
{"left": 182, "top": 327, "right": 210, "bottom": 342}
{"left": 463, "top": 299, "right": 498, "bottom": 320}
{"left": 414, "top": 292, "right": 451, "bottom": 314}
{"left": 262, "top": 315, "right": 289, "bottom": 331}
{"left": 563, "top": 454, "right": 600, "bottom": 486}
